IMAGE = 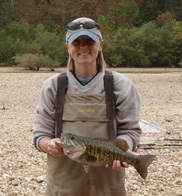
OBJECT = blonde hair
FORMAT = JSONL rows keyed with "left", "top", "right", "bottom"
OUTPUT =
{"left": 67, "top": 50, "right": 106, "bottom": 72}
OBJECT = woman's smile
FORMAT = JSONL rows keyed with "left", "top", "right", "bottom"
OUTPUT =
{"left": 78, "top": 51, "right": 91, "bottom": 57}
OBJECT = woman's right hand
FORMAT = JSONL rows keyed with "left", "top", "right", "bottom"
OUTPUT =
{"left": 39, "top": 137, "right": 64, "bottom": 157}
{"left": 47, "top": 138, "right": 64, "bottom": 157}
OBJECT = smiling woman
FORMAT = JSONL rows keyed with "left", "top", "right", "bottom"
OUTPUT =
{"left": 33, "top": 17, "right": 141, "bottom": 196}
{"left": 66, "top": 35, "right": 103, "bottom": 78}
{"left": 66, "top": 17, "right": 105, "bottom": 78}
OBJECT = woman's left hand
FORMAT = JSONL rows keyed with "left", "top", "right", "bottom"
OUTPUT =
{"left": 105, "top": 149, "right": 136, "bottom": 171}
{"left": 112, "top": 160, "right": 128, "bottom": 171}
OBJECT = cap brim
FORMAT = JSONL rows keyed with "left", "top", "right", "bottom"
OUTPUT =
{"left": 67, "top": 30, "right": 100, "bottom": 44}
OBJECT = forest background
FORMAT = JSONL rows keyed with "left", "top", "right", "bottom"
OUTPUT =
{"left": 0, "top": 0, "right": 182, "bottom": 70}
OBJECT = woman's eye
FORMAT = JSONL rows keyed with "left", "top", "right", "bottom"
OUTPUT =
{"left": 72, "top": 39, "right": 80, "bottom": 46}
{"left": 72, "top": 38, "right": 95, "bottom": 46}
{"left": 86, "top": 39, "right": 94, "bottom": 45}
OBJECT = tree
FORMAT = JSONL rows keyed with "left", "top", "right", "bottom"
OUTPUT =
{"left": 170, "top": 21, "right": 182, "bottom": 66}
{"left": 15, "top": 53, "right": 60, "bottom": 70}
{"left": 0, "top": 29, "right": 16, "bottom": 64}
{"left": 156, "top": 11, "right": 175, "bottom": 26}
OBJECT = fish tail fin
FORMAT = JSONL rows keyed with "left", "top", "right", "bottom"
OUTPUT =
{"left": 135, "top": 154, "right": 156, "bottom": 180}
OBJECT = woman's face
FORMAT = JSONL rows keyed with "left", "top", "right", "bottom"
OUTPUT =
{"left": 66, "top": 35, "right": 103, "bottom": 67}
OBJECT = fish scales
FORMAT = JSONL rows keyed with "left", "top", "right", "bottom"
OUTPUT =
{"left": 56, "top": 133, "right": 156, "bottom": 179}
{"left": 85, "top": 140, "right": 105, "bottom": 164}
{"left": 84, "top": 138, "right": 122, "bottom": 165}
{"left": 85, "top": 139, "right": 133, "bottom": 165}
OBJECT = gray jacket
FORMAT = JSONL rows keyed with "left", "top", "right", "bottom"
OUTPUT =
{"left": 33, "top": 70, "right": 141, "bottom": 196}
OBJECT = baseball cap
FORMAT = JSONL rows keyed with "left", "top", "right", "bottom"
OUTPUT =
{"left": 66, "top": 17, "right": 102, "bottom": 44}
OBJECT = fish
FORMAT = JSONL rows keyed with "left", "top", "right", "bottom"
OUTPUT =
{"left": 55, "top": 133, "right": 156, "bottom": 180}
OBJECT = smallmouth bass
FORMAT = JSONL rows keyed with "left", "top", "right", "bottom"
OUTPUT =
{"left": 56, "top": 133, "right": 156, "bottom": 179}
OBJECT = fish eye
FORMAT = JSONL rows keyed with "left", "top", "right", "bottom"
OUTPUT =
{"left": 70, "top": 136, "right": 75, "bottom": 140}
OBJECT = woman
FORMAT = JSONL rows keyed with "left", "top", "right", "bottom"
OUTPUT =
{"left": 33, "top": 17, "right": 141, "bottom": 196}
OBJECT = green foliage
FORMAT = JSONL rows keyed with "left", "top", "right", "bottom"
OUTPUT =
{"left": 32, "top": 24, "right": 64, "bottom": 60}
{"left": 121, "top": 0, "right": 140, "bottom": 26}
{"left": 170, "top": 21, "right": 182, "bottom": 66}
{"left": 128, "top": 22, "right": 173, "bottom": 67}
{"left": 1, "top": 21, "right": 67, "bottom": 67}
{"left": 100, "top": 0, "right": 139, "bottom": 28}
{"left": 15, "top": 53, "right": 42, "bottom": 70}
{"left": 0, "top": 0, "right": 182, "bottom": 67}
{"left": 103, "top": 21, "right": 181, "bottom": 67}
{"left": 0, "top": 29, "right": 16, "bottom": 64}
{"left": 6, "top": 20, "right": 30, "bottom": 40}
{"left": 137, "top": 0, "right": 182, "bottom": 23}
{"left": 97, "top": 15, "right": 115, "bottom": 34}
{"left": 15, "top": 53, "right": 59, "bottom": 70}
{"left": 103, "top": 28, "right": 129, "bottom": 66}
{"left": 15, "top": 39, "right": 41, "bottom": 55}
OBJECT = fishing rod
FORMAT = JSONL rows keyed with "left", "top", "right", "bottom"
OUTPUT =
{"left": 138, "top": 146, "right": 182, "bottom": 150}
{"left": 138, "top": 143, "right": 182, "bottom": 147}
{"left": 164, "top": 138, "right": 182, "bottom": 142}
{"left": 137, "top": 142, "right": 182, "bottom": 150}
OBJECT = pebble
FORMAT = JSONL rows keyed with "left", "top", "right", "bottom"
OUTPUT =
{"left": 2, "top": 174, "right": 11, "bottom": 179}
{"left": 0, "top": 151, "right": 4, "bottom": 157}
{"left": 0, "top": 192, "right": 5, "bottom": 196}
{"left": 174, "top": 178, "right": 182, "bottom": 185}
{"left": 11, "top": 179, "right": 21, "bottom": 186}
{"left": 36, "top": 176, "right": 45, "bottom": 183}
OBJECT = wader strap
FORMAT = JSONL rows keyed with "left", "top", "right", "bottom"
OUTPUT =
{"left": 104, "top": 70, "right": 116, "bottom": 139}
{"left": 55, "top": 72, "right": 68, "bottom": 138}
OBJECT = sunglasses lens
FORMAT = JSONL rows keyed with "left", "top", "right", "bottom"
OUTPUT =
{"left": 67, "top": 22, "right": 80, "bottom": 30}
{"left": 67, "top": 21, "right": 99, "bottom": 30}
{"left": 82, "top": 21, "right": 98, "bottom": 29}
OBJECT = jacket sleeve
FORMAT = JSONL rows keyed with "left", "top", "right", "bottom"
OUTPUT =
{"left": 32, "top": 75, "right": 58, "bottom": 139}
{"left": 113, "top": 72, "right": 141, "bottom": 151}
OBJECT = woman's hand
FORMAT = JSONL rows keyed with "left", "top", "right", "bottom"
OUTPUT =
{"left": 105, "top": 160, "right": 128, "bottom": 171}
{"left": 111, "top": 160, "right": 129, "bottom": 171}
{"left": 105, "top": 149, "right": 136, "bottom": 171}
{"left": 39, "top": 137, "right": 64, "bottom": 157}
{"left": 47, "top": 138, "right": 64, "bottom": 157}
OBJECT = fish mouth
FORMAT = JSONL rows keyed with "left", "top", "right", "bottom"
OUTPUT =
{"left": 63, "top": 148, "right": 76, "bottom": 156}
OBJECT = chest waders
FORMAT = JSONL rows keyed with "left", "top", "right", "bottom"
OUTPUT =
{"left": 46, "top": 71, "right": 127, "bottom": 196}
{"left": 55, "top": 70, "right": 116, "bottom": 140}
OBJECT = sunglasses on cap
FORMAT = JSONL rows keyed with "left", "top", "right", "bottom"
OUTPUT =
{"left": 67, "top": 21, "right": 100, "bottom": 31}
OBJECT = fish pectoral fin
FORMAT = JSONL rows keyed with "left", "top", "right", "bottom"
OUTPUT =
{"left": 84, "top": 153, "right": 97, "bottom": 162}
{"left": 111, "top": 139, "right": 129, "bottom": 151}
{"left": 83, "top": 165, "right": 90, "bottom": 173}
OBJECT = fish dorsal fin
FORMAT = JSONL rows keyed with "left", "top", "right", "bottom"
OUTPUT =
{"left": 111, "top": 139, "right": 129, "bottom": 151}
{"left": 94, "top": 137, "right": 108, "bottom": 141}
